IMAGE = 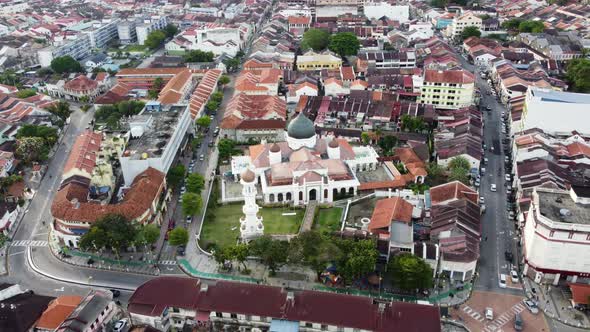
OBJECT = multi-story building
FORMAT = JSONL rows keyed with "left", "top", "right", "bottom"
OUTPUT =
{"left": 515, "top": 32, "right": 584, "bottom": 61}
{"left": 419, "top": 69, "right": 475, "bottom": 109}
{"left": 296, "top": 50, "right": 342, "bottom": 71}
{"left": 128, "top": 276, "right": 442, "bottom": 332}
{"left": 523, "top": 187, "right": 590, "bottom": 285}
{"left": 165, "top": 25, "right": 242, "bottom": 56}
{"left": 0, "top": 0, "right": 28, "bottom": 14}
{"left": 356, "top": 51, "right": 416, "bottom": 72}
{"left": 446, "top": 12, "right": 482, "bottom": 40}
{"left": 514, "top": 87, "right": 590, "bottom": 136}
{"left": 120, "top": 102, "right": 190, "bottom": 185}
{"left": 84, "top": 19, "right": 120, "bottom": 49}
{"left": 137, "top": 16, "right": 168, "bottom": 45}
{"left": 117, "top": 20, "right": 137, "bottom": 45}
{"left": 37, "top": 35, "right": 92, "bottom": 67}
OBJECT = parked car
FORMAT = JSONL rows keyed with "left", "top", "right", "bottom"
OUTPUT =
{"left": 505, "top": 174, "right": 511, "bottom": 182}
{"left": 113, "top": 319, "right": 128, "bottom": 332}
{"left": 523, "top": 299, "right": 539, "bottom": 314}
{"left": 514, "top": 313, "right": 523, "bottom": 331}
{"left": 511, "top": 270, "right": 519, "bottom": 283}
{"left": 186, "top": 216, "right": 192, "bottom": 224}
{"left": 110, "top": 289, "right": 121, "bottom": 298}
{"left": 499, "top": 274, "right": 507, "bottom": 288}
{"left": 485, "top": 307, "right": 494, "bottom": 320}
{"left": 505, "top": 251, "right": 514, "bottom": 262}
{"left": 479, "top": 197, "right": 485, "bottom": 204}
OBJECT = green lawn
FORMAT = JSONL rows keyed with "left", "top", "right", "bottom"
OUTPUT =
{"left": 200, "top": 204, "right": 303, "bottom": 249}
{"left": 314, "top": 207, "right": 343, "bottom": 233}
{"left": 167, "top": 50, "right": 187, "bottom": 56}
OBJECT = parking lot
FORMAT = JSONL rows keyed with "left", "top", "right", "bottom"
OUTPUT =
{"left": 450, "top": 291, "right": 549, "bottom": 332}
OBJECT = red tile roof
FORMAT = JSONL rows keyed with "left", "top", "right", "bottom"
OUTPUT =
{"left": 220, "top": 93, "right": 286, "bottom": 129}
{"left": 369, "top": 197, "right": 413, "bottom": 231}
{"left": 430, "top": 181, "right": 478, "bottom": 205}
{"left": 63, "top": 130, "right": 102, "bottom": 176}
{"left": 424, "top": 69, "right": 475, "bottom": 84}
{"left": 189, "top": 69, "right": 221, "bottom": 119}
{"left": 35, "top": 296, "right": 83, "bottom": 330}
{"left": 64, "top": 75, "right": 98, "bottom": 92}
{"left": 128, "top": 277, "right": 442, "bottom": 331}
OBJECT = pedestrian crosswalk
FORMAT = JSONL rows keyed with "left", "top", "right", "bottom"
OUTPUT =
{"left": 462, "top": 305, "right": 484, "bottom": 322}
{"left": 158, "top": 260, "right": 177, "bottom": 266}
{"left": 483, "top": 303, "right": 525, "bottom": 332}
{"left": 10, "top": 240, "right": 48, "bottom": 247}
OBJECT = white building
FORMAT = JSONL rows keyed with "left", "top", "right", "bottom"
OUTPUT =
{"left": 231, "top": 113, "right": 378, "bottom": 205}
{"left": 446, "top": 12, "right": 482, "bottom": 39}
{"left": 239, "top": 169, "right": 264, "bottom": 241}
{"left": 165, "top": 25, "right": 241, "bottom": 56}
{"left": 136, "top": 16, "right": 168, "bottom": 45}
{"left": 523, "top": 187, "right": 590, "bottom": 285}
{"left": 419, "top": 69, "right": 475, "bottom": 109}
{"left": 38, "top": 35, "right": 92, "bottom": 67}
{"left": 117, "top": 21, "right": 137, "bottom": 45}
{"left": 363, "top": 2, "right": 409, "bottom": 22}
{"left": 514, "top": 87, "right": 590, "bottom": 136}
{"left": 120, "top": 102, "right": 190, "bottom": 185}
{"left": 0, "top": 0, "right": 28, "bottom": 14}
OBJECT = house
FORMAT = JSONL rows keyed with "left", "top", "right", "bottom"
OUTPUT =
{"left": 53, "top": 291, "right": 116, "bottom": 332}
{"left": 286, "top": 81, "right": 318, "bottom": 104}
{"left": 0, "top": 283, "right": 54, "bottom": 332}
{"left": 188, "top": 69, "right": 221, "bottom": 119}
{"left": 165, "top": 25, "right": 242, "bottom": 57}
{"left": 429, "top": 181, "right": 481, "bottom": 281}
{"left": 0, "top": 202, "right": 19, "bottom": 234}
{"left": 356, "top": 51, "right": 416, "bottom": 72}
{"left": 220, "top": 93, "right": 287, "bottom": 142}
{"left": 419, "top": 69, "right": 475, "bottom": 109}
{"left": 296, "top": 50, "right": 342, "bottom": 71}
{"left": 84, "top": 53, "right": 108, "bottom": 70}
{"left": 0, "top": 150, "right": 14, "bottom": 177}
{"left": 435, "top": 107, "right": 483, "bottom": 170}
{"left": 35, "top": 296, "right": 83, "bottom": 332}
{"left": 62, "top": 75, "right": 108, "bottom": 102}
{"left": 128, "top": 276, "right": 442, "bottom": 332}
{"left": 369, "top": 197, "right": 416, "bottom": 260}
{"left": 235, "top": 69, "right": 283, "bottom": 95}
{"left": 323, "top": 78, "right": 349, "bottom": 97}
{"left": 287, "top": 15, "right": 311, "bottom": 35}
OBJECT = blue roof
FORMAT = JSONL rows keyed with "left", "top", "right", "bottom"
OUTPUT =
{"left": 424, "top": 190, "right": 431, "bottom": 209}
{"left": 270, "top": 319, "right": 299, "bottom": 332}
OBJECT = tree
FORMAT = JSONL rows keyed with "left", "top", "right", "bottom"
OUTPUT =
{"left": 148, "top": 77, "right": 165, "bottom": 99}
{"left": 361, "top": 132, "right": 371, "bottom": 145}
{"left": 388, "top": 253, "right": 433, "bottom": 291}
{"left": 205, "top": 100, "right": 219, "bottom": 113}
{"left": 335, "top": 239, "right": 378, "bottom": 282}
{"left": 461, "top": 26, "right": 481, "bottom": 40}
{"left": 378, "top": 135, "right": 398, "bottom": 156}
{"left": 288, "top": 231, "right": 341, "bottom": 274}
{"left": 183, "top": 50, "right": 214, "bottom": 63}
{"left": 301, "top": 28, "right": 331, "bottom": 51}
{"left": 218, "top": 138, "right": 237, "bottom": 159}
{"left": 213, "top": 246, "right": 231, "bottom": 266}
{"left": 400, "top": 115, "right": 427, "bottom": 133}
{"left": 137, "top": 224, "right": 161, "bottom": 245}
{"left": 448, "top": 156, "right": 471, "bottom": 171}
{"left": 210, "top": 91, "right": 223, "bottom": 104}
{"left": 228, "top": 243, "right": 250, "bottom": 271}
{"left": 249, "top": 236, "right": 288, "bottom": 275}
{"left": 50, "top": 56, "right": 83, "bottom": 74}
{"left": 501, "top": 18, "right": 524, "bottom": 31}
{"left": 426, "top": 162, "right": 444, "bottom": 178}
{"left": 566, "top": 58, "right": 590, "bottom": 93}
{"left": 448, "top": 166, "right": 470, "bottom": 184}
{"left": 328, "top": 32, "right": 361, "bottom": 57}
{"left": 182, "top": 192, "right": 203, "bottom": 216}
{"left": 223, "top": 57, "right": 241, "bottom": 73}
{"left": 430, "top": 0, "right": 449, "bottom": 8}
{"left": 518, "top": 20, "right": 545, "bottom": 33}
{"left": 168, "top": 227, "right": 189, "bottom": 246}
{"left": 186, "top": 173, "right": 205, "bottom": 194}
{"left": 164, "top": 23, "right": 179, "bottom": 38}
{"left": 144, "top": 30, "right": 166, "bottom": 50}
{"left": 196, "top": 116, "right": 211, "bottom": 128}
{"left": 16, "top": 137, "right": 47, "bottom": 163}
{"left": 47, "top": 101, "right": 72, "bottom": 122}
{"left": 0, "top": 69, "right": 20, "bottom": 86}
{"left": 15, "top": 89, "right": 36, "bottom": 99}
{"left": 78, "top": 214, "right": 137, "bottom": 253}
{"left": 218, "top": 75, "right": 230, "bottom": 86}
{"left": 167, "top": 165, "right": 186, "bottom": 189}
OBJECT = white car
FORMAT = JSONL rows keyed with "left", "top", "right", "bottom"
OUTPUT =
{"left": 114, "top": 320, "right": 128, "bottom": 332}
{"left": 479, "top": 197, "right": 485, "bottom": 204}
{"left": 499, "top": 274, "right": 507, "bottom": 288}
{"left": 505, "top": 174, "right": 511, "bottom": 182}
{"left": 490, "top": 184, "right": 497, "bottom": 192}
{"left": 511, "top": 270, "right": 519, "bottom": 283}
{"left": 485, "top": 307, "right": 494, "bottom": 320}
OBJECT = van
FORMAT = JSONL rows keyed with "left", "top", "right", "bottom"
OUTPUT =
{"left": 514, "top": 313, "right": 523, "bottom": 331}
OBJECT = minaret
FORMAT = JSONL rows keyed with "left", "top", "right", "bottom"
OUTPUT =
{"left": 239, "top": 168, "right": 264, "bottom": 241}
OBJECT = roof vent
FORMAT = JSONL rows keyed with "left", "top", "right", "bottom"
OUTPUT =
{"left": 286, "top": 291, "right": 294, "bottom": 303}
{"left": 560, "top": 208, "right": 572, "bottom": 217}
{"left": 555, "top": 197, "right": 563, "bottom": 203}
{"left": 200, "top": 283, "right": 208, "bottom": 293}
{"left": 378, "top": 302, "right": 387, "bottom": 313}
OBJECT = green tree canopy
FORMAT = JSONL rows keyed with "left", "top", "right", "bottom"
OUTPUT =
{"left": 378, "top": 135, "right": 398, "bottom": 156}
{"left": 166, "top": 165, "right": 186, "bottom": 189}
{"left": 137, "top": 224, "right": 161, "bottom": 245}
{"left": 95, "top": 100, "right": 145, "bottom": 129}
{"left": 430, "top": 0, "right": 449, "bottom": 8}
{"left": 250, "top": 236, "right": 289, "bottom": 275}
{"left": 205, "top": 100, "right": 219, "bottom": 113}
{"left": 211, "top": 91, "right": 223, "bottom": 104}
{"left": 361, "top": 132, "right": 370, "bottom": 145}
{"left": 388, "top": 253, "right": 434, "bottom": 291}
{"left": 79, "top": 214, "right": 137, "bottom": 252}
{"left": 168, "top": 227, "right": 189, "bottom": 246}
{"left": 335, "top": 239, "right": 378, "bottom": 282}
{"left": 449, "top": 156, "right": 471, "bottom": 171}
{"left": 518, "top": 20, "right": 545, "bottom": 33}
{"left": 144, "top": 30, "right": 166, "bottom": 50}
{"left": 164, "top": 23, "right": 179, "bottom": 38}
{"left": 183, "top": 50, "right": 214, "bottom": 63}
{"left": 461, "top": 26, "right": 481, "bottom": 40}
{"left": 50, "top": 56, "right": 83, "bottom": 74}
{"left": 16, "top": 137, "right": 47, "bottom": 163}
{"left": 182, "top": 192, "right": 203, "bottom": 216}
{"left": 301, "top": 28, "right": 331, "bottom": 51}
{"left": 16, "top": 89, "right": 36, "bottom": 99}
{"left": 227, "top": 243, "right": 250, "bottom": 271}
{"left": 328, "top": 32, "right": 361, "bottom": 57}
{"left": 47, "top": 101, "right": 72, "bottom": 123}
{"left": 501, "top": 18, "right": 523, "bottom": 30}
{"left": 218, "top": 138, "right": 237, "bottom": 159}
{"left": 196, "top": 116, "right": 211, "bottom": 128}
{"left": 400, "top": 115, "right": 427, "bottom": 132}
{"left": 186, "top": 173, "right": 205, "bottom": 194}
{"left": 218, "top": 75, "right": 230, "bottom": 86}
{"left": 566, "top": 58, "right": 590, "bottom": 93}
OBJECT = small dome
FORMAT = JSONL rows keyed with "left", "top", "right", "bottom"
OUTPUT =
{"left": 287, "top": 113, "right": 315, "bottom": 139}
{"left": 328, "top": 139, "right": 339, "bottom": 148}
{"left": 241, "top": 169, "right": 256, "bottom": 183}
{"left": 270, "top": 143, "right": 280, "bottom": 153}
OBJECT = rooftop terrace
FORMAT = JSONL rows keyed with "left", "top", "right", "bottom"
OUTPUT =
{"left": 538, "top": 190, "right": 590, "bottom": 225}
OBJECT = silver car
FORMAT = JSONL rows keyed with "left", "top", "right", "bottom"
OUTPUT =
{"left": 523, "top": 299, "right": 539, "bottom": 314}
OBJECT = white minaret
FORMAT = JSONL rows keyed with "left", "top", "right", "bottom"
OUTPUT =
{"left": 327, "top": 138, "right": 340, "bottom": 159}
{"left": 239, "top": 168, "right": 264, "bottom": 241}
{"left": 269, "top": 143, "right": 281, "bottom": 165}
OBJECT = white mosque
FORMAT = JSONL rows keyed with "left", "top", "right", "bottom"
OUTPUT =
{"left": 232, "top": 113, "right": 379, "bottom": 206}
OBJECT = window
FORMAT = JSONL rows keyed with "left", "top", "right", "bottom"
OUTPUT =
{"left": 230, "top": 313, "right": 237, "bottom": 319}
{"left": 172, "top": 308, "right": 179, "bottom": 313}
{"left": 569, "top": 232, "right": 574, "bottom": 239}
{"left": 549, "top": 230, "right": 555, "bottom": 237}
{"left": 321, "top": 325, "right": 328, "bottom": 329}
{"left": 216, "top": 312, "right": 222, "bottom": 318}
{"left": 306, "top": 322, "right": 313, "bottom": 327}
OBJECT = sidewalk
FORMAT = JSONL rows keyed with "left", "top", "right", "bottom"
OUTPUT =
{"left": 523, "top": 277, "right": 590, "bottom": 329}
